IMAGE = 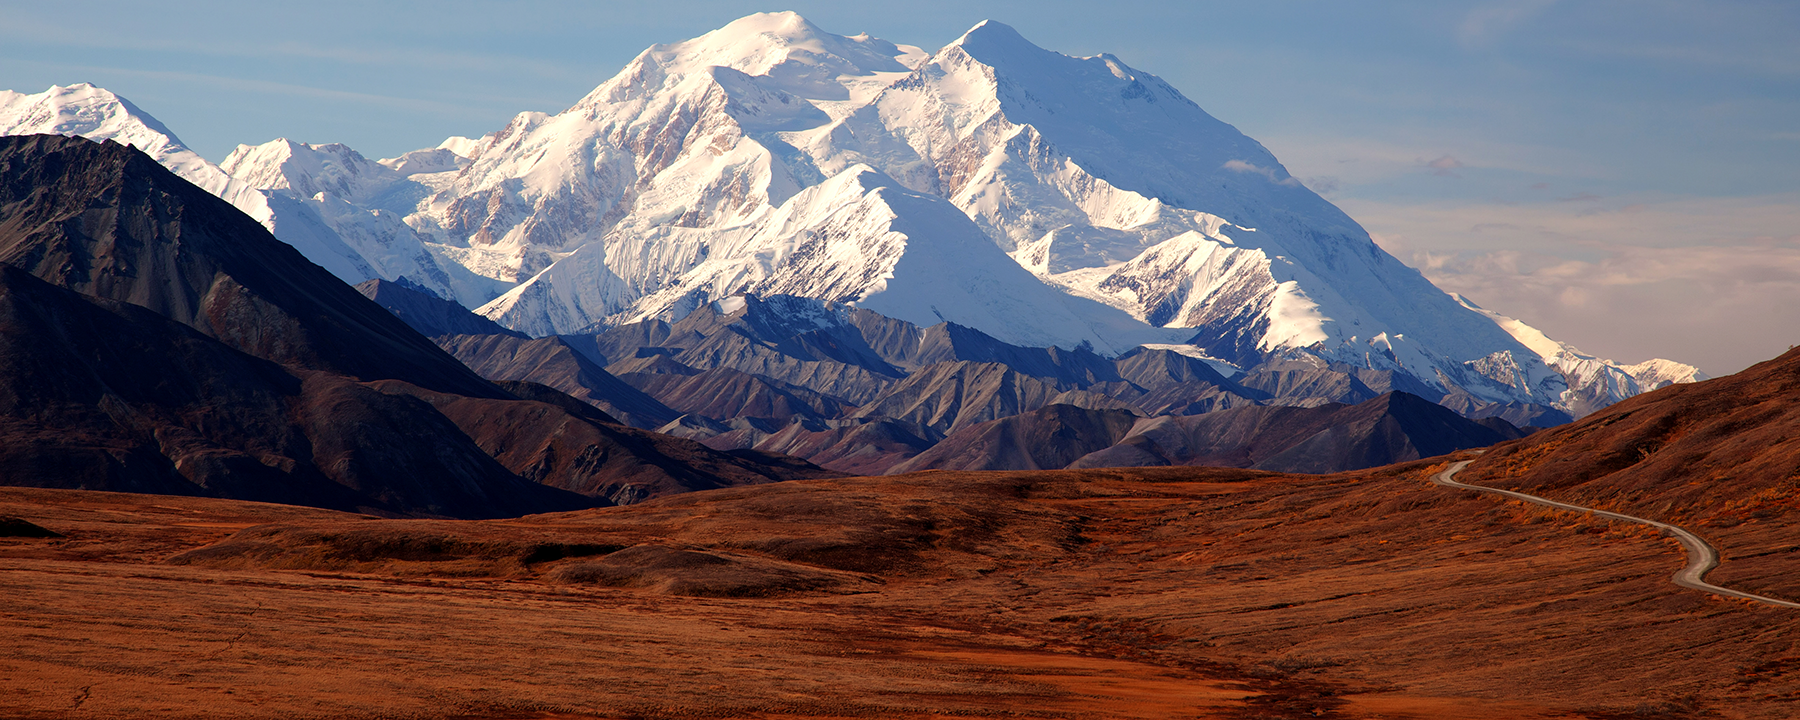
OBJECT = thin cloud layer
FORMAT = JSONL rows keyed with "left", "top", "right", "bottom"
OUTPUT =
{"left": 1222, "top": 159, "right": 1302, "bottom": 187}
{"left": 1425, "top": 155, "right": 1465, "bottom": 177}
{"left": 1458, "top": 0, "right": 1560, "bottom": 49}
{"left": 1354, "top": 192, "right": 1800, "bottom": 374}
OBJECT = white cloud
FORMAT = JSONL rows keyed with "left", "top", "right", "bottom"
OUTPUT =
{"left": 1222, "top": 159, "right": 1301, "bottom": 187}
{"left": 1301, "top": 175, "right": 1340, "bottom": 195}
{"left": 1350, "top": 192, "right": 1800, "bottom": 374}
{"left": 1424, "top": 154, "right": 1464, "bottom": 177}
{"left": 1422, "top": 243, "right": 1800, "bottom": 376}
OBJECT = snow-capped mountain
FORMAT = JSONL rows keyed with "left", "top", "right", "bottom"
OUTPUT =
{"left": 0, "top": 84, "right": 503, "bottom": 308}
{"left": 1453, "top": 295, "right": 1709, "bottom": 415}
{"left": 0, "top": 83, "right": 243, "bottom": 201}
{"left": 401, "top": 12, "right": 1172, "bottom": 351}
{"left": 214, "top": 138, "right": 508, "bottom": 309}
{"left": 0, "top": 13, "right": 1705, "bottom": 417}
{"left": 486, "top": 164, "right": 1180, "bottom": 349}
{"left": 396, "top": 12, "right": 1632, "bottom": 409}
{"left": 413, "top": 13, "right": 933, "bottom": 315}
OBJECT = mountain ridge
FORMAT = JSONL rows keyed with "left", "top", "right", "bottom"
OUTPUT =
{"left": 0, "top": 134, "right": 835, "bottom": 515}
{"left": 0, "top": 14, "right": 1705, "bottom": 419}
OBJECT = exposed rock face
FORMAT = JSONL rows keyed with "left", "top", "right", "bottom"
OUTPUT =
{"left": 575, "top": 296, "right": 907, "bottom": 406}
{"left": 618, "top": 367, "right": 850, "bottom": 423}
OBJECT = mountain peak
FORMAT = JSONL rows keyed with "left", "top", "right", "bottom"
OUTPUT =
{"left": 644, "top": 11, "right": 913, "bottom": 81}
{"left": 1, "top": 83, "right": 172, "bottom": 138}
{"left": 717, "top": 10, "right": 820, "bottom": 37}
{"left": 220, "top": 137, "right": 398, "bottom": 204}
{"left": 954, "top": 19, "right": 1027, "bottom": 46}
{"left": 9, "top": 20, "right": 1695, "bottom": 421}
{"left": 948, "top": 19, "right": 1052, "bottom": 64}
{"left": 0, "top": 82, "right": 235, "bottom": 197}
{"left": 580, "top": 12, "right": 921, "bottom": 115}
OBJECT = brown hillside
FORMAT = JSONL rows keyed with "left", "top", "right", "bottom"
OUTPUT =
{"left": 1461, "top": 346, "right": 1800, "bottom": 600}
{"left": 4, "top": 458, "right": 1797, "bottom": 719}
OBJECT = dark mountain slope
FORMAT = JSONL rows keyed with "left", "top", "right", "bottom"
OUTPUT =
{"left": 619, "top": 367, "right": 851, "bottom": 423}
{"left": 0, "top": 135, "right": 497, "bottom": 397}
{"left": 885, "top": 391, "right": 1525, "bottom": 474}
{"left": 886, "top": 404, "right": 1142, "bottom": 473}
{"left": 372, "top": 380, "right": 841, "bottom": 506}
{"left": 851, "top": 361, "right": 1134, "bottom": 439}
{"left": 355, "top": 278, "right": 523, "bottom": 339}
{"left": 435, "top": 333, "right": 678, "bottom": 429}
{"left": 0, "top": 263, "right": 586, "bottom": 517}
{"left": 1249, "top": 391, "right": 1529, "bottom": 473}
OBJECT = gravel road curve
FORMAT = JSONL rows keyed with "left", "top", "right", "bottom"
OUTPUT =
{"left": 1433, "top": 459, "right": 1800, "bottom": 610}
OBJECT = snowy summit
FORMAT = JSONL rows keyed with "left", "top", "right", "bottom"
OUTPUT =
{"left": 0, "top": 13, "right": 1704, "bottom": 418}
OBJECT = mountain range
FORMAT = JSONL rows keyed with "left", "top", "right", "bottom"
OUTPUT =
{"left": 359, "top": 278, "right": 1526, "bottom": 475}
{"left": 0, "top": 12, "right": 1703, "bottom": 424}
{"left": 0, "top": 134, "right": 832, "bottom": 515}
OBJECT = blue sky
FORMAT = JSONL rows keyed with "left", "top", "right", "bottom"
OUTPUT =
{"left": 3, "top": 0, "right": 1797, "bottom": 374}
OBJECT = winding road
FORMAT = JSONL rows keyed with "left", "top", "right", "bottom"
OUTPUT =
{"left": 1433, "top": 459, "right": 1800, "bottom": 610}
